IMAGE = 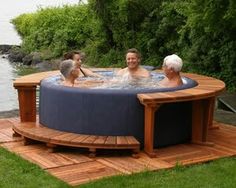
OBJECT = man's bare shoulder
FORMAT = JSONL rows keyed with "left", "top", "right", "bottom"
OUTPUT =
{"left": 116, "top": 67, "right": 128, "bottom": 76}
{"left": 138, "top": 67, "right": 150, "bottom": 77}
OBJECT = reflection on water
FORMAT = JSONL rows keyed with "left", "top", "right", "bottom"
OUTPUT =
{"left": 0, "top": 55, "right": 18, "bottom": 111}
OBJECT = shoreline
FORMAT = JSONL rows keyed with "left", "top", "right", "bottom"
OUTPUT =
{"left": 0, "top": 109, "right": 19, "bottom": 118}
{"left": 0, "top": 44, "right": 60, "bottom": 71}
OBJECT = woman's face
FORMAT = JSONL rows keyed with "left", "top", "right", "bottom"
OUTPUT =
{"left": 126, "top": 52, "right": 140, "bottom": 70}
{"left": 73, "top": 54, "right": 82, "bottom": 67}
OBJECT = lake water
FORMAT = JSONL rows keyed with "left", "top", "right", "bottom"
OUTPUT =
{"left": 0, "top": 0, "right": 86, "bottom": 112}
{"left": 0, "top": 55, "right": 18, "bottom": 111}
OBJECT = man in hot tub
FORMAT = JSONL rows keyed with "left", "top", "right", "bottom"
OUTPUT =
{"left": 159, "top": 54, "right": 183, "bottom": 88}
{"left": 116, "top": 48, "right": 150, "bottom": 78}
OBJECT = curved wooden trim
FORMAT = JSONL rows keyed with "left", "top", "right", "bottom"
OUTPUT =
{"left": 13, "top": 70, "right": 60, "bottom": 87}
{"left": 12, "top": 122, "right": 140, "bottom": 150}
{"left": 138, "top": 72, "right": 225, "bottom": 104}
{"left": 13, "top": 70, "right": 226, "bottom": 103}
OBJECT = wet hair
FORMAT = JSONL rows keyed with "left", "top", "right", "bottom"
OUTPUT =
{"left": 59, "top": 59, "right": 76, "bottom": 78}
{"left": 163, "top": 54, "right": 183, "bottom": 72}
{"left": 63, "top": 50, "right": 86, "bottom": 61}
{"left": 126, "top": 48, "right": 141, "bottom": 60}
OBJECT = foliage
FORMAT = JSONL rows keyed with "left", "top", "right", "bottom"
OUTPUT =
{"left": 12, "top": 4, "right": 98, "bottom": 57}
{"left": 178, "top": 0, "right": 236, "bottom": 90}
{"left": 12, "top": 0, "right": 236, "bottom": 90}
{"left": 13, "top": 63, "right": 40, "bottom": 76}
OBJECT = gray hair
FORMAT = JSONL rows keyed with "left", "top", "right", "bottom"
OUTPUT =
{"left": 163, "top": 54, "right": 183, "bottom": 72}
{"left": 60, "top": 60, "right": 75, "bottom": 78}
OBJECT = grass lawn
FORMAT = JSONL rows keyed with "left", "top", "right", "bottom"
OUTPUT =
{"left": 0, "top": 147, "right": 70, "bottom": 188}
{"left": 0, "top": 147, "right": 235, "bottom": 188}
{"left": 80, "top": 157, "right": 236, "bottom": 188}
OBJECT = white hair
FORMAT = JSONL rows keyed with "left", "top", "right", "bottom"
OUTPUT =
{"left": 163, "top": 54, "right": 183, "bottom": 72}
{"left": 60, "top": 59, "right": 76, "bottom": 78}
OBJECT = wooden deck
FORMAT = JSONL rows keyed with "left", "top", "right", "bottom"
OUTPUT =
{"left": 12, "top": 121, "right": 140, "bottom": 157}
{"left": 0, "top": 118, "right": 236, "bottom": 186}
{"left": 13, "top": 71, "right": 226, "bottom": 157}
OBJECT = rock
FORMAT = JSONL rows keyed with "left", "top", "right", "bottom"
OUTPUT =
{"left": 50, "top": 59, "right": 62, "bottom": 70}
{"left": 8, "top": 46, "right": 26, "bottom": 63}
{"left": 0, "top": 44, "right": 13, "bottom": 54}
{"left": 22, "top": 54, "right": 33, "bottom": 65}
{"left": 1, "top": 55, "right": 7, "bottom": 58}
{"left": 34, "top": 61, "right": 53, "bottom": 71}
{"left": 31, "top": 52, "right": 42, "bottom": 65}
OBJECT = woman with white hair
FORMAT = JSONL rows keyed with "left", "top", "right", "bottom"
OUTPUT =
{"left": 159, "top": 54, "right": 183, "bottom": 87}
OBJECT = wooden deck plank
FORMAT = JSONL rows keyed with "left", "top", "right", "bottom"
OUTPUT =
{"left": 93, "top": 136, "right": 107, "bottom": 145}
{"left": 126, "top": 136, "right": 140, "bottom": 145}
{"left": 50, "top": 133, "right": 80, "bottom": 144}
{"left": 47, "top": 161, "right": 120, "bottom": 186}
{"left": 81, "top": 135, "right": 98, "bottom": 144}
{"left": 105, "top": 136, "right": 116, "bottom": 146}
{"left": 0, "top": 120, "right": 14, "bottom": 129}
{"left": 0, "top": 132, "right": 16, "bottom": 142}
{"left": 117, "top": 136, "right": 128, "bottom": 145}
{"left": 70, "top": 134, "right": 90, "bottom": 143}
{"left": 98, "top": 157, "right": 152, "bottom": 173}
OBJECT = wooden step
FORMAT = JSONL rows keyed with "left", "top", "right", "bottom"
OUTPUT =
{"left": 12, "top": 122, "right": 140, "bottom": 157}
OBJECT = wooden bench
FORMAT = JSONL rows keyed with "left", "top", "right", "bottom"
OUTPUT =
{"left": 138, "top": 72, "right": 225, "bottom": 157}
{"left": 12, "top": 121, "right": 140, "bottom": 157}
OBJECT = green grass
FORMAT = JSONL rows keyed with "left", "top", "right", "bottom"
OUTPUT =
{"left": 0, "top": 147, "right": 235, "bottom": 188}
{"left": 0, "top": 147, "right": 70, "bottom": 188}
{"left": 81, "top": 157, "right": 236, "bottom": 188}
{"left": 13, "top": 64, "right": 39, "bottom": 76}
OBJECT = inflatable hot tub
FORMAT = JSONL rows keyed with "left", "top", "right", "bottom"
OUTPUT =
{"left": 39, "top": 72, "right": 198, "bottom": 148}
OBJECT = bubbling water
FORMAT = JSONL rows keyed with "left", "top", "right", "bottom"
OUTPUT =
{"left": 75, "top": 71, "right": 164, "bottom": 89}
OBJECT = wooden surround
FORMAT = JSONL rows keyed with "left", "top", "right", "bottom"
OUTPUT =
{"left": 13, "top": 70, "right": 225, "bottom": 157}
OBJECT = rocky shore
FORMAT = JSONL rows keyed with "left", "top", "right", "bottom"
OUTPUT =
{"left": 0, "top": 44, "right": 60, "bottom": 71}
